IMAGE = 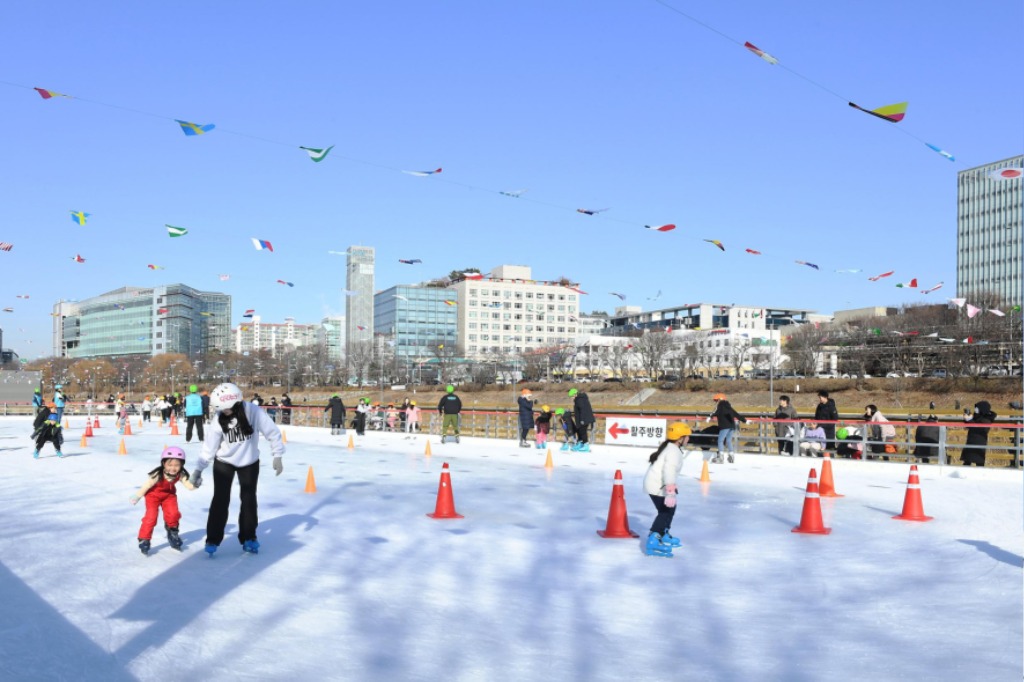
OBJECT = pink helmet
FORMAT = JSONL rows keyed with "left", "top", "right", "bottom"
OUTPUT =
{"left": 161, "top": 446, "right": 186, "bottom": 463}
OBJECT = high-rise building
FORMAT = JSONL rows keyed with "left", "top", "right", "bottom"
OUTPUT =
{"left": 52, "top": 285, "right": 231, "bottom": 358}
{"left": 448, "top": 265, "right": 581, "bottom": 360}
{"left": 233, "top": 316, "right": 319, "bottom": 356}
{"left": 320, "top": 315, "right": 345, "bottom": 363}
{"left": 957, "top": 155, "right": 1023, "bottom": 308}
{"left": 345, "top": 246, "right": 375, "bottom": 359}
{"left": 374, "top": 284, "right": 458, "bottom": 361}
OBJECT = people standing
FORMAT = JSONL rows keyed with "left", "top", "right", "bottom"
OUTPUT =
{"left": 438, "top": 385, "right": 463, "bottom": 442}
{"left": 53, "top": 385, "right": 66, "bottom": 423}
{"left": 201, "top": 390, "right": 211, "bottom": 424}
{"left": 864, "top": 404, "right": 896, "bottom": 459}
{"left": 141, "top": 395, "right": 153, "bottom": 422}
{"left": 517, "top": 388, "right": 537, "bottom": 447}
{"left": 569, "top": 387, "right": 594, "bottom": 452}
{"left": 400, "top": 398, "right": 411, "bottom": 432}
{"left": 184, "top": 385, "right": 205, "bottom": 443}
{"left": 709, "top": 393, "right": 746, "bottom": 463}
{"left": 961, "top": 400, "right": 996, "bottom": 467}
{"left": 31, "top": 404, "right": 64, "bottom": 459}
{"left": 355, "top": 398, "right": 369, "bottom": 436}
{"left": 774, "top": 395, "right": 798, "bottom": 455}
{"left": 115, "top": 395, "right": 128, "bottom": 434}
{"left": 405, "top": 400, "right": 421, "bottom": 434}
{"left": 267, "top": 398, "right": 278, "bottom": 423}
{"left": 31, "top": 388, "right": 43, "bottom": 416}
{"left": 814, "top": 390, "right": 839, "bottom": 454}
{"left": 191, "top": 382, "right": 284, "bottom": 556}
{"left": 324, "top": 393, "right": 347, "bottom": 435}
{"left": 129, "top": 446, "right": 196, "bottom": 555}
{"left": 280, "top": 393, "right": 292, "bottom": 425}
{"left": 535, "top": 405, "right": 553, "bottom": 449}
{"left": 158, "top": 395, "right": 172, "bottom": 425}
{"left": 642, "top": 422, "right": 692, "bottom": 558}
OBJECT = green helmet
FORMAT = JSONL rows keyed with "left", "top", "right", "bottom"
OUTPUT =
{"left": 568, "top": 388, "right": 578, "bottom": 397}
{"left": 446, "top": 385, "right": 455, "bottom": 393}
{"left": 34, "top": 388, "right": 40, "bottom": 393}
{"left": 836, "top": 427, "right": 849, "bottom": 440}
{"left": 555, "top": 408, "right": 565, "bottom": 415}
{"left": 331, "top": 393, "right": 339, "bottom": 398}
{"left": 189, "top": 384, "right": 198, "bottom": 393}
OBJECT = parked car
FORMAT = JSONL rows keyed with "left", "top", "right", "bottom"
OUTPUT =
{"left": 930, "top": 369, "right": 948, "bottom": 378}
{"left": 603, "top": 377, "right": 623, "bottom": 383}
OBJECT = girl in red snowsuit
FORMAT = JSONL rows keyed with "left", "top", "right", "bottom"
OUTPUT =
{"left": 130, "top": 446, "right": 196, "bottom": 555}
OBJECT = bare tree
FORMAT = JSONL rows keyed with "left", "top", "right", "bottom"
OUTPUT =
{"left": 632, "top": 330, "right": 675, "bottom": 379}
{"left": 347, "top": 340, "right": 375, "bottom": 386}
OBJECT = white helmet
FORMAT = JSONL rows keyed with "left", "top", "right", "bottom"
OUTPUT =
{"left": 210, "top": 382, "right": 244, "bottom": 413}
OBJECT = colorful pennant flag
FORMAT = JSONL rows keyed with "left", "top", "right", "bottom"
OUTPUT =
{"left": 949, "top": 298, "right": 966, "bottom": 308}
{"left": 34, "top": 87, "right": 71, "bottom": 99}
{"left": 988, "top": 309, "right": 1006, "bottom": 317}
{"left": 402, "top": 168, "right": 442, "bottom": 177}
{"left": 966, "top": 304, "right": 982, "bottom": 318}
{"left": 176, "top": 120, "right": 216, "bottom": 136}
{"left": 71, "top": 254, "right": 85, "bottom": 263}
{"left": 644, "top": 224, "right": 676, "bottom": 232}
{"left": 218, "top": 274, "right": 230, "bottom": 281}
{"left": 251, "top": 238, "right": 274, "bottom": 252}
{"left": 925, "top": 143, "right": 955, "bottom": 162}
{"left": 795, "top": 261, "right": 819, "bottom": 270}
{"left": 895, "top": 278, "right": 918, "bottom": 288}
{"left": 743, "top": 41, "right": 779, "bottom": 64}
{"left": 868, "top": 271, "right": 894, "bottom": 282}
{"left": 276, "top": 280, "right": 294, "bottom": 287}
{"left": 0, "top": 242, "right": 12, "bottom": 252}
{"left": 70, "top": 210, "right": 90, "bottom": 226}
{"left": 921, "top": 282, "right": 944, "bottom": 294}
{"left": 989, "top": 166, "right": 1023, "bottom": 181}
{"left": 704, "top": 239, "right": 725, "bottom": 252}
{"left": 745, "top": 248, "right": 762, "bottom": 255}
{"left": 848, "top": 101, "right": 908, "bottom": 123}
{"left": 147, "top": 264, "right": 164, "bottom": 270}
{"left": 299, "top": 145, "right": 334, "bottom": 162}
{"left": 166, "top": 225, "right": 188, "bottom": 237}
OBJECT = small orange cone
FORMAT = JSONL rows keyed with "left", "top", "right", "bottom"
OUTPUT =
{"left": 281, "top": 430, "right": 287, "bottom": 444}
{"left": 424, "top": 440, "right": 432, "bottom": 457}
{"left": 426, "top": 462, "right": 464, "bottom": 519}
{"left": 347, "top": 434, "right": 355, "bottom": 450}
{"left": 124, "top": 420, "right": 133, "bottom": 436}
{"left": 84, "top": 422, "right": 94, "bottom": 437}
{"left": 63, "top": 419, "right": 70, "bottom": 429}
{"left": 597, "top": 470, "right": 640, "bottom": 538}
{"left": 170, "top": 420, "right": 180, "bottom": 436}
{"left": 93, "top": 417, "right": 100, "bottom": 429}
{"left": 893, "top": 464, "right": 933, "bottom": 521}
{"left": 304, "top": 466, "right": 317, "bottom": 494}
{"left": 544, "top": 449, "right": 554, "bottom": 469}
{"left": 138, "top": 418, "right": 143, "bottom": 427}
{"left": 118, "top": 438, "right": 128, "bottom": 456}
{"left": 792, "top": 468, "right": 831, "bottom": 534}
{"left": 79, "top": 434, "right": 88, "bottom": 447}
{"left": 819, "top": 452, "right": 843, "bottom": 498}
{"left": 699, "top": 460, "right": 711, "bottom": 483}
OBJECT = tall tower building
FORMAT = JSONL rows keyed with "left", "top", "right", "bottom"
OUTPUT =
{"left": 345, "top": 246, "right": 375, "bottom": 359}
{"left": 957, "top": 155, "right": 1023, "bottom": 308}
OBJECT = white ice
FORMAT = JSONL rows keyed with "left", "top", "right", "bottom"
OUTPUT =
{"left": 0, "top": 416, "right": 1020, "bottom": 681}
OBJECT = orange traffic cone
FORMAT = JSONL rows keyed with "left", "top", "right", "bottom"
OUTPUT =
{"left": 426, "top": 462, "right": 464, "bottom": 519}
{"left": 544, "top": 449, "right": 554, "bottom": 469}
{"left": 138, "top": 418, "right": 143, "bottom": 427}
{"left": 63, "top": 418, "right": 70, "bottom": 429}
{"left": 118, "top": 438, "right": 128, "bottom": 456}
{"left": 93, "top": 417, "right": 100, "bottom": 428}
{"left": 347, "top": 434, "right": 355, "bottom": 450}
{"left": 597, "top": 470, "right": 640, "bottom": 538}
{"left": 170, "top": 420, "right": 180, "bottom": 436}
{"left": 79, "top": 434, "right": 88, "bottom": 447}
{"left": 84, "top": 422, "right": 94, "bottom": 437}
{"left": 792, "top": 468, "right": 831, "bottom": 534}
{"left": 304, "top": 466, "right": 317, "bottom": 494}
{"left": 282, "top": 430, "right": 287, "bottom": 444}
{"left": 893, "top": 464, "right": 933, "bottom": 521}
{"left": 699, "top": 460, "right": 711, "bottom": 483}
{"left": 424, "top": 440, "right": 432, "bottom": 457}
{"left": 124, "top": 420, "right": 133, "bottom": 436}
{"left": 819, "top": 452, "right": 843, "bottom": 498}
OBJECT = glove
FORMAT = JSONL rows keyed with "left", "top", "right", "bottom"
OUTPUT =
{"left": 191, "top": 470, "right": 203, "bottom": 488}
{"left": 664, "top": 484, "right": 678, "bottom": 508}
{"left": 129, "top": 495, "right": 140, "bottom": 505}
{"left": 273, "top": 456, "right": 283, "bottom": 476}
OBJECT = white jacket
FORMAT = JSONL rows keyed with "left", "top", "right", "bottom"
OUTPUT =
{"left": 643, "top": 442, "right": 690, "bottom": 496}
{"left": 194, "top": 401, "right": 284, "bottom": 473}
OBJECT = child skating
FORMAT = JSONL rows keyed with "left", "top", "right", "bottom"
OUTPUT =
{"left": 31, "top": 404, "right": 64, "bottom": 458}
{"left": 557, "top": 408, "right": 577, "bottom": 451}
{"left": 535, "top": 405, "right": 553, "bottom": 449}
{"left": 642, "top": 422, "right": 692, "bottom": 557}
{"left": 130, "top": 446, "right": 196, "bottom": 555}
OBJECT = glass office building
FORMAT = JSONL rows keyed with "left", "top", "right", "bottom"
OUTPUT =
{"left": 346, "top": 246, "right": 375, "bottom": 356}
{"left": 53, "top": 284, "right": 231, "bottom": 358}
{"left": 957, "top": 155, "right": 1023, "bottom": 308}
{"left": 374, "top": 285, "right": 458, "bottom": 360}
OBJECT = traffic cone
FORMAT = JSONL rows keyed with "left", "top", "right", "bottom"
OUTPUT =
{"left": 138, "top": 418, "right": 143, "bottom": 427}
{"left": 699, "top": 460, "right": 711, "bottom": 483}
{"left": 893, "top": 465, "right": 933, "bottom": 521}
{"left": 282, "top": 430, "right": 287, "bottom": 444}
{"left": 424, "top": 440, "right": 432, "bottom": 457}
{"left": 63, "top": 419, "right": 70, "bottom": 429}
{"left": 170, "top": 420, "right": 180, "bottom": 436}
{"left": 79, "top": 434, "right": 87, "bottom": 447}
{"left": 304, "top": 466, "right": 317, "bottom": 494}
{"left": 84, "top": 422, "right": 94, "bottom": 437}
{"left": 597, "top": 470, "right": 640, "bottom": 538}
{"left": 118, "top": 438, "right": 128, "bottom": 456}
{"left": 819, "top": 452, "right": 843, "bottom": 498}
{"left": 124, "top": 420, "right": 133, "bottom": 436}
{"left": 347, "top": 434, "right": 355, "bottom": 450}
{"left": 426, "top": 462, "right": 464, "bottom": 519}
{"left": 93, "top": 417, "right": 100, "bottom": 428}
{"left": 544, "top": 449, "right": 554, "bottom": 469}
{"left": 792, "top": 468, "right": 831, "bottom": 534}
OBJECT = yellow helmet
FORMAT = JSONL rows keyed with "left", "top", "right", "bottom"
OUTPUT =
{"left": 666, "top": 422, "right": 691, "bottom": 441}
{"left": 410, "top": 400, "right": 416, "bottom": 406}
{"left": 541, "top": 404, "right": 550, "bottom": 412}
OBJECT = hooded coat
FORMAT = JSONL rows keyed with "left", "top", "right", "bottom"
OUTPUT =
{"left": 517, "top": 395, "right": 536, "bottom": 429}
{"left": 324, "top": 396, "right": 347, "bottom": 424}
{"left": 962, "top": 401, "right": 996, "bottom": 466}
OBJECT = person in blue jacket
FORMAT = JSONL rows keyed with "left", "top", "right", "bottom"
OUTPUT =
{"left": 517, "top": 388, "right": 537, "bottom": 447}
{"left": 53, "top": 385, "right": 66, "bottom": 423}
{"left": 184, "top": 384, "right": 205, "bottom": 443}
{"left": 32, "top": 388, "right": 44, "bottom": 415}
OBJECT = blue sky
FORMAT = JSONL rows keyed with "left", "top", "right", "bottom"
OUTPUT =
{"left": 1, "top": 1, "right": 1021, "bottom": 358}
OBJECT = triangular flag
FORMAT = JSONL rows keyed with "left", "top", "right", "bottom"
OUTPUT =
{"left": 300, "top": 145, "right": 334, "bottom": 162}
{"left": 166, "top": 225, "right": 188, "bottom": 237}
{"left": 176, "top": 120, "right": 215, "bottom": 136}
{"left": 988, "top": 309, "right": 1006, "bottom": 317}
{"left": 966, "top": 304, "right": 982, "bottom": 318}
{"left": 949, "top": 298, "right": 966, "bottom": 308}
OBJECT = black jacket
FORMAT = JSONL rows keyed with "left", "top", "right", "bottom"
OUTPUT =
{"left": 814, "top": 399, "right": 839, "bottom": 437}
{"left": 518, "top": 396, "right": 536, "bottom": 428}
{"left": 712, "top": 400, "right": 746, "bottom": 429}
{"left": 438, "top": 394, "right": 462, "bottom": 415}
{"left": 324, "top": 396, "right": 347, "bottom": 422}
{"left": 573, "top": 393, "right": 594, "bottom": 425}
{"left": 962, "top": 401, "right": 996, "bottom": 465}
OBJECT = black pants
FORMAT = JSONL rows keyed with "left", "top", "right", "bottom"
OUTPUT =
{"left": 575, "top": 423, "right": 590, "bottom": 444}
{"left": 520, "top": 425, "right": 532, "bottom": 441}
{"left": 186, "top": 415, "right": 204, "bottom": 442}
{"left": 777, "top": 437, "right": 794, "bottom": 455}
{"left": 355, "top": 413, "right": 366, "bottom": 435}
{"left": 649, "top": 494, "right": 677, "bottom": 535}
{"left": 207, "top": 459, "right": 260, "bottom": 546}
{"left": 142, "top": 410, "right": 151, "bottom": 422}
{"left": 282, "top": 409, "right": 291, "bottom": 425}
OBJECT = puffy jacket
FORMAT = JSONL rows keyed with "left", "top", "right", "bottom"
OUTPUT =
{"left": 643, "top": 442, "right": 690, "bottom": 496}
{"left": 438, "top": 394, "right": 462, "bottom": 415}
{"left": 324, "top": 396, "right": 347, "bottom": 422}
{"left": 185, "top": 393, "right": 204, "bottom": 417}
{"left": 774, "top": 404, "right": 798, "bottom": 438}
{"left": 53, "top": 390, "right": 65, "bottom": 408}
{"left": 194, "top": 400, "right": 284, "bottom": 473}
{"left": 518, "top": 396, "right": 536, "bottom": 428}
{"left": 712, "top": 400, "right": 746, "bottom": 429}
{"left": 573, "top": 393, "right": 594, "bottom": 426}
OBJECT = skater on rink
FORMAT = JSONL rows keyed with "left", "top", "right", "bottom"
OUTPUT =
{"left": 569, "top": 387, "right": 594, "bottom": 452}
{"left": 191, "top": 382, "right": 284, "bottom": 557}
{"left": 642, "top": 422, "right": 692, "bottom": 557}
{"left": 31, "top": 403, "right": 64, "bottom": 459}
{"left": 518, "top": 388, "right": 536, "bottom": 447}
{"left": 130, "top": 446, "right": 196, "bottom": 555}
{"left": 438, "top": 385, "right": 462, "bottom": 443}
{"left": 324, "top": 393, "right": 347, "bottom": 435}
{"left": 557, "top": 408, "right": 577, "bottom": 451}
{"left": 184, "top": 385, "right": 205, "bottom": 443}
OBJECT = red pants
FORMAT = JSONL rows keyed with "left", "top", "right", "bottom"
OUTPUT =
{"left": 138, "top": 489, "right": 181, "bottom": 540}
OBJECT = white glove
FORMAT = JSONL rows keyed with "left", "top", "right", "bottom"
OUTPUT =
{"left": 191, "top": 470, "right": 203, "bottom": 488}
{"left": 273, "top": 456, "right": 283, "bottom": 476}
{"left": 664, "top": 484, "right": 678, "bottom": 508}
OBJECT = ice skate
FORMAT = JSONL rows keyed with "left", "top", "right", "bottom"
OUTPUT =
{"left": 578, "top": 443, "right": 591, "bottom": 453}
{"left": 204, "top": 543, "right": 218, "bottom": 558}
{"left": 560, "top": 442, "right": 570, "bottom": 451}
{"left": 519, "top": 439, "right": 530, "bottom": 448}
{"left": 138, "top": 539, "right": 151, "bottom": 556}
{"left": 661, "top": 531, "right": 682, "bottom": 547}
{"left": 32, "top": 450, "right": 39, "bottom": 459}
{"left": 644, "top": 532, "right": 673, "bottom": 557}
{"left": 56, "top": 451, "right": 65, "bottom": 458}
{"left": 242, "top": 539, "right": 260, "bottom": 554}
{"left": 727, "top": 453, "right": 735, "bottom": 464}
{"left": 166, "top": 527, "right": 183, "bottom": 550}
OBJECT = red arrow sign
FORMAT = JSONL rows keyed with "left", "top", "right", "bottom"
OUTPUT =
{"left": 608, "top": 423, "right": 629, "bottom": 439}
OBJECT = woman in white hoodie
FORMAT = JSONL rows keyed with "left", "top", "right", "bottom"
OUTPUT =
{"left": 191, "top": 383, "right": 285, "bottom": 557}
{"left": 642, "top": 422, "right": 692, "bottom": 557}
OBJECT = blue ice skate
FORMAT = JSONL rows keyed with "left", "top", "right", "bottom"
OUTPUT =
{"left": 661, "top": 531, "right": 682, "bottom": 547}
{"left": 645, "top": 532, "right": 673, "bottom": 558}
{"left": 242, "top": 539, "right": 260, "bottom": 554}
{"left": 577, "top": 443, "right": 591, "bottom": 453}
{"left": 560, "top": 442, "right": 570, "bottom": 451}
{"left": 32, "top": 450, "right": 39, "bottom": 459}
{"left": 204, "top": 543, "right": 218, "bottom": 558}
{"left": 56, "top": 451, "right": 65, "bottom": 458}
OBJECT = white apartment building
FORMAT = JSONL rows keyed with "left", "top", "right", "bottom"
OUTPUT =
{"left": 234, "top": 316, "right": 318, "bottom": 357}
